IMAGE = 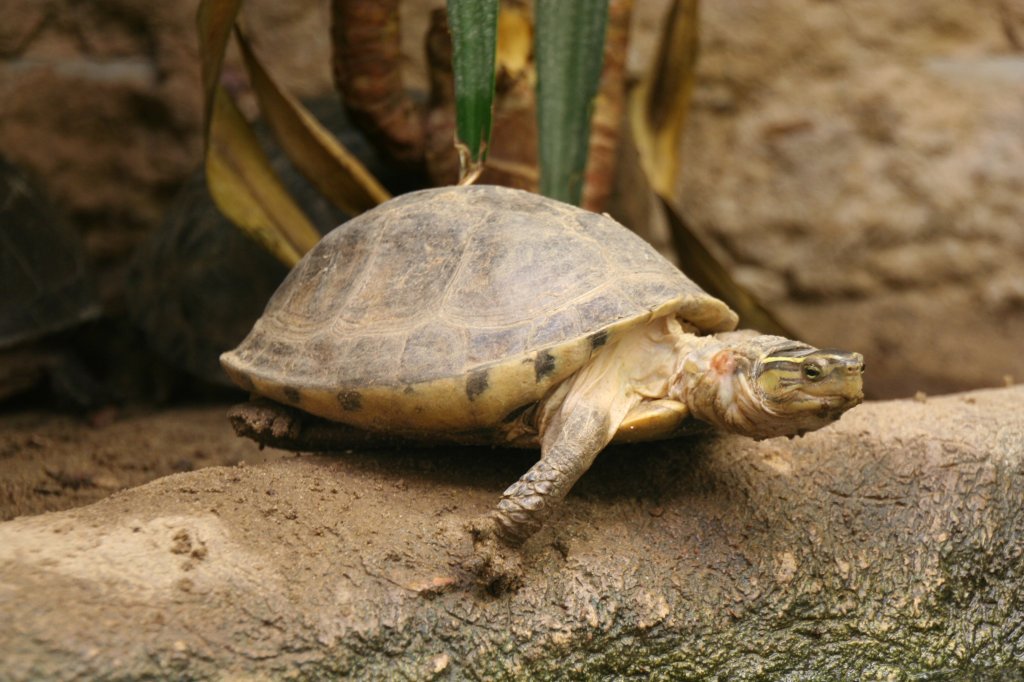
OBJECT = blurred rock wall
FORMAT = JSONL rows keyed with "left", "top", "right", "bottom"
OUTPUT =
{"left": 676, "top": 0, "right": 1024, "bottom": 397}
{"left": 1, "top": 0, "right": 1020, "bottom": 398}
{"left": 0, "top": 0, "right": 335, "bottom": 302}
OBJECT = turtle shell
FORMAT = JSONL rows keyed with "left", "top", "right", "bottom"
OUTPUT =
{"left": 1, "top": 157, "right": 99, "bottom": 349}
{"left": 221, "top": 185, "right": 737, "bottom": 435}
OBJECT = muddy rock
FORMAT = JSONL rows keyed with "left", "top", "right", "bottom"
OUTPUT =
{"left": 1, "top": 386, "right": 1022, "bottom": 679}
{"left": 677, "top": 0, "right": 1024, "bottom": 397}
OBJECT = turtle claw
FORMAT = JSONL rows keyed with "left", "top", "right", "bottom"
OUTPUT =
{"left": 467, "top": 514, "right": 525, "bottom": 594}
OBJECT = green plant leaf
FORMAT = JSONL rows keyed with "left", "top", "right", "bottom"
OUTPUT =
{"left": 447, "top": 0, "right": 499, "bottom": 180}
{"left": 535, "top": 0, "right": 609, "bottom": 205}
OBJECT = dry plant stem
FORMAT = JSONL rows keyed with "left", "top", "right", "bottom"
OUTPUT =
{"left": 580, "top": 0, "right": 632, "bottom": 213}
{"left": 331, "top": 0, "right": 425, "bottom": 170}
{"left": 228, "top": 399, "right": 425, "bottom": 452}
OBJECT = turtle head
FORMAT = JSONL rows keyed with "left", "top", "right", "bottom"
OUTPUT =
{"left": 674, "top": 332, "right": 864, "bottom": 440}
{"left": 751, "top": 342, "right": 865, "bottom": 434}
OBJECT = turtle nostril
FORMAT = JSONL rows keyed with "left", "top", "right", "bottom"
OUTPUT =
{"left": 850, "top": 353, "right": 865, "bottom": 375}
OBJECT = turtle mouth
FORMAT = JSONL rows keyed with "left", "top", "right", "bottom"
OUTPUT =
{"left": 819, "top": 392, "right": 863, "bottom": 418}
{"left": 754, "top": 372, "right": 864, "bottom": 435}
{"left": 767, "top": 391, "right": 860, "bottom": 420}
{"left": 746, "top": 391, "right": 862, "bottom": 440}
{"left": 782, "top": 382, "right": 863, "bottom": 412}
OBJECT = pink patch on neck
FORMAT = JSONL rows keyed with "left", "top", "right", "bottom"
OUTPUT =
{"left": 710, "top": 350, "right": 736, "bottom": 376}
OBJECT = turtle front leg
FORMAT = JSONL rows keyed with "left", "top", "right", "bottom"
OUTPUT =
{"left": 470, "top": 403, "right": 614, "bottom": 590}
{"left": 491, "top": 403, "right": 613, "bottom": 546}
{"left": 469, "top": 319, "right": 679, "bottom": 587}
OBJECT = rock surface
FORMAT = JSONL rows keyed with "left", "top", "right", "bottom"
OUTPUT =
{"left": 678, "top": 0, "right": 1024, "bottom": 397}
{"left": 1, "top": 386, "right": 1022, "bottom": 679}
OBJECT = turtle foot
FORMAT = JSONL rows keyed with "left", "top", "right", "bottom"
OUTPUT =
{"left": 467, "top": 515, "right": 525, "bottom": 594}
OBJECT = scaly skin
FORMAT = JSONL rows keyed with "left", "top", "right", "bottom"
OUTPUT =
{"left": 491, "top": 403, "right": 611, "bottom": 547}
{"left": 474, "top": 319, "right": 865, "bottom": 581}
{"left": 671, "top": 330, "right": 865, "bottom": 440}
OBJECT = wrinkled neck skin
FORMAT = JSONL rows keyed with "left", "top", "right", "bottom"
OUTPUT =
{"left": 669, "top": 331, "right": 771, "bottom": 437}
{"left": 668, "top": 330, "right": 860, "bottom": 440}
{"left": 525, "top": 318, "right": 862, "bottom": 446}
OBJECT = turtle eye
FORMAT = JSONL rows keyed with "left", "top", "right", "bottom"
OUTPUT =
{"left": 803, "top": 364, "right": 823, "bottom": 380}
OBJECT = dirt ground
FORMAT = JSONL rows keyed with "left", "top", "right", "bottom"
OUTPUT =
{"left": 0, "top": 405, "right": 289, "bottom": 521}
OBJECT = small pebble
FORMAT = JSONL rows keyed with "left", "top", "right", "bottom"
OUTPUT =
{"left": 431, "top": 653, "right": 450, "bottom": 673}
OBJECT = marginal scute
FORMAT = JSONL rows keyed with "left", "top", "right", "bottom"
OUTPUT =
{"left": 467, "top": 324, "right": 533, "bottom": 365}
{"left": 220, "top": 185, "right": 739, "bottom": 432}
{"left": 398, "top": 321, "right": 465, "bottom": 384}
{"left": 528, "top": 307, "right": 581, "bottom": 348}
{"left": 534, "top": 351, "right": 556, "bottom": 382}
{"left": 466, "top": 369, "right": 489, "bottom": 401}
{"left": 576, "top": 286, "right": 644, "bottom": 330}
{"left": 337, "top": 333, "right": 405, "bottom": 384}
{"left": 233, "top": 371, "right": 255, "bottom": 392}
{"left": 282, "top": 386, "right": 301, "bottom": 405}
{"left": 337, "top": 390, "right": 362, "bottom": 411}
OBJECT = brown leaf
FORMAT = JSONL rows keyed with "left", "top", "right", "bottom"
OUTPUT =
{"left": 197, "top": 0, "right": 323, "bottom": 266}
{"left": 625, "top": 0, "right": 790, "bottom": 335}
{"left": 206, "top": 87, "right": 321, "bottom": 267}
{"left": 196, "top": 0, "right": 243, "bottom": 135}
{"left": 628, "top": 0, "right": 699, "bottom": 197}
{"left": 237, "top": 28, "right": 390, "bottom": 216}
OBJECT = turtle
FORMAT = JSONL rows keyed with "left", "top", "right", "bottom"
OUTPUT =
{"left": 0, "top": 156, "right": 102, "bottom": 405}
{"left": 1, "top": 157, "right": 99, "bottom": 351}
{"left": 221, "top": 184, "right": 864, "bottom": 562}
